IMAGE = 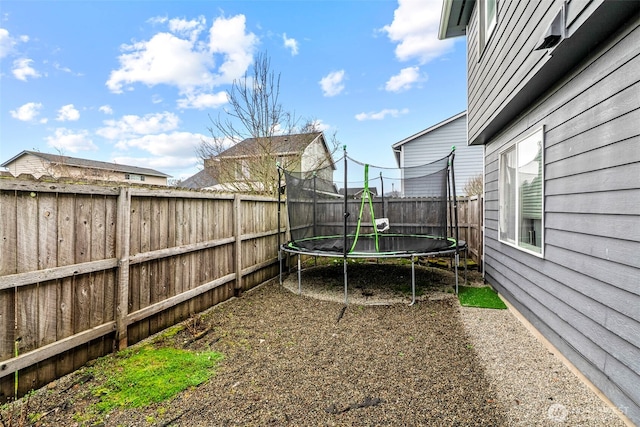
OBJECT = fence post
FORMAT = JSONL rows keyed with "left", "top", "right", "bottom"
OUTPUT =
{"left": 116, "top": 187, "right": 131, "bottom": 350}
{"left": 234, "top": 194, "right": 242, "bottom": 296}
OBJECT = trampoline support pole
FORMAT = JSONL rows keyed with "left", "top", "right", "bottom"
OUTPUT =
{"left": 455, "top": 253, "right": 459, "bottom": 295}
{"left": 344, "top": 258, "right": 348, "bottom": 305}
{"left": 277, "top": 164, "right": 282, "bottom": 286}
{"left": 298, "top": 255, "right": 302, "bottom": 295}
{"left": 409, "top": 256, "right": 416, "bottom": 306}
{"left": 343, "top": 146, "right": 349, "bottom": 305}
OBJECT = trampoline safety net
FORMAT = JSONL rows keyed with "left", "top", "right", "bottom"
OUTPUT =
{"left": 281, "top": 152, "right": 456, "bottom": 256}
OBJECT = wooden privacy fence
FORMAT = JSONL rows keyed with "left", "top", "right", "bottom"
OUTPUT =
{"left": 456, "top": 195, "right": 483, "bottom": 266}
{"left": 0, "top": 178, "right": 284, "bottom": 400}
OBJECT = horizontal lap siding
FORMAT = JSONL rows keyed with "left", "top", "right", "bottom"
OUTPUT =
{"left": 468, "top": 0, "right": 555, "bottom": 142}
{"left": 401, "top": 115, "right": 482, "bottom": 192}
{"left": 483, "top": 15, "right": 640, "bottom": 423}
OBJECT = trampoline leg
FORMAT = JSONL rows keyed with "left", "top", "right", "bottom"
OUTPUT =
{"left": 409, "top": 256, "right": 416, "bottom": 306}
{"left": 278, "top": 248, "right": 282, "bottom": 286}
{"left": 454, "top": 253, "right": 460, "bottom": 295}
{"left": 298, "top": 255, "right": 302, "bottom": 295}
{"left": 344, "top": 258, "right": 348, "bottom": 305}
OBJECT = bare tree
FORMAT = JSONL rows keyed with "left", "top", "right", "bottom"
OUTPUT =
{"left": 196, "top": 52, "right": 338, "bottom": 195}
{"left": 463, "top": 174, "right": 483, "bottom": 197}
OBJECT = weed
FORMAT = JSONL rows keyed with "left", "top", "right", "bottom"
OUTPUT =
{"left": 87, "top": 345, "right": 223, "bottom": 414}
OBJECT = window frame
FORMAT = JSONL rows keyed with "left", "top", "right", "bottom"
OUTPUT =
{"left": 498, "top": 126, "right": 545, "bottom": 257}
{"left": 478, "top": 0, "right": 498, "bottom": 57}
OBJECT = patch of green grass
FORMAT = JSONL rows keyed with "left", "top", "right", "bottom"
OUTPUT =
{"left": 90, "top": 345, "right": 223, "bottom": 413}
{"left": 457, "top": 285, "right": 507, "bottom": 309}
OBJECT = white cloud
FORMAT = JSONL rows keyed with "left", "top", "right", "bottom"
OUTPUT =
{"left": 168, "top": 16, "right": 206, "bottom": 41}
{"left": 355, "top": 108, "right": 409, "bottom": 121}
{"left": 319, "top": 70, "right": 346, "bottom": 97}
{"left": 12, "top": 58, "right": 41, "bottom": 81}
{"left": 385, "top": 66, "right": 427, "bottom": 92}
{"left": 56, "top": 104, "right": 80, "bottom": 121}
{"left": 0, "top": 28, "right": 15, "bottom": 58}
{"left": 10, "top": 102, "right": 43, "bottom": 122}
{"left": 114, "top": 131, "right": 205, "bottom": 157}
{"left": 208, "top": 14, "right": 258, "bottom": 85}
{"left": 99, "top": 105, "right": 113, "bottom": 115}
{"left": 97, "top": 112, "right": 180, "bottom": 140}
{"left": 106, "top": 32, "right": 214, "bottom": 93}
{"left": 283, "top": 33, "right": 299, "bottom": 56}
{"left": 382, "top": 0, "right": 455, "bottom": 64}
{"left": 106, "top": 14, "right": 257, "bottom": 109}
{"left": 46, "top": 128, "right": 97, "bottom": 153}
{"left": 177, "top": 91, "right": 228, "bottom": 110}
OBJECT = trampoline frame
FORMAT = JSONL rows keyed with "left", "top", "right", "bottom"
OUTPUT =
{"left": 277, "top": 147, "right": 467, "bottom": 305}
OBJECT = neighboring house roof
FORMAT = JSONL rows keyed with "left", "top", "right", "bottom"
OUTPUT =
{"left": 179, "top": 168, "right": 219, "bottom": 189}
{"left": 216, "top": 132, "right": 336, "bottom": 169}
{"left": 1, "top": 150, "right": 171, "bottom": 177}
{"left": 391, "top": 111, "right": 466, "bottom": 167}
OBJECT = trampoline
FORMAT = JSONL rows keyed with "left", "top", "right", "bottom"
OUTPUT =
{"left": 278, "top": 147, "right": 466, "bottom": 305}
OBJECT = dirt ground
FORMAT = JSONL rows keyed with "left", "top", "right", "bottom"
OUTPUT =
{"left": 1, "top": 261, "right": 507, "bottom": 426}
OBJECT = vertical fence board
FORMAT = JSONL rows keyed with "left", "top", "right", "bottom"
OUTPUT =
{"left": 16, "top": 192, "right": 39, "bottom": 395}
{"left": 56, "top": 194, "right": 75, "bottom": 378}
{"left": 0, "top": 190, "right": 16, "bottom": 400}
{"left": 138, "top": 197, "right": 151, "bottom": 340}
{"left": 0, "top": 190, "right": 16, "bottom": 359}
{"left": 129, "top": 197, "right": 141, "bottom": 344}
{"left": 36, "top": 193, "right": 58, "bottom": 385}
{"left": 73, "top": 196, "right": 91, "bottom": 370}
{"left": 116, "top": 188, "right": 130, "bottom": 350}
{"left": 165, "top": 198, "right": 176, "bottom": 327}
{"left": 148, "top": 197, "right": 163, "bottom": 335}
{"left": 173, "top": 199, "right": 187, "bottom": 322}
{"left": 103, "top": 195, "right": 117, "bottom": 353}
{"left": 88, "top": 196, "right": 106, "bottom": 360}
{"left": 186, "top": 199, "right": 197, "bottom": 315}
{"left": 235, "top": 196, "right": 242, "bottom": 293}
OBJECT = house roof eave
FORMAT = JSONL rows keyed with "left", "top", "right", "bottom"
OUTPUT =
{"left": 439, "top": 0, "right": 475, "bottom": 40}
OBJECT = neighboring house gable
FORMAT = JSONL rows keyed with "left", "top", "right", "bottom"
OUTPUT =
{"left": 441, "top": 1, "right": 640, "bottom": 424}
{"left": 196, "top": 132, "right": 336, "bottom": 193}
{"left": 392, "top": 112, "right": 482, "bottom": 196}
{"left": 1, "top": 151, "right": 170, "bottom": 185}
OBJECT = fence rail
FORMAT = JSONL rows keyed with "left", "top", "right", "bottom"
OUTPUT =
{"left": 0, "top": 178, "right": 482, "bottom": 401}
{"left": 0, "top": 178, "right": 283, "bottom": 400}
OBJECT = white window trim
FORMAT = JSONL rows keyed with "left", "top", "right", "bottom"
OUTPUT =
{"left": 498, "top": 126, "right": 545, "bottom": 258}
{"left": 478, "top": 0, "right": 498, "bottom": 58}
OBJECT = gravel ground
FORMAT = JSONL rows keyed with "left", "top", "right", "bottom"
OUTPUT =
{"left": 0, "top": 262, "right": 628, "bottom": 426}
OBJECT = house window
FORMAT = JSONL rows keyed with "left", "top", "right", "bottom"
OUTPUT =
{"left": 235, "top": 160, "right": 249, "bottom": 180}
{"left": 125, "top": 173, "right": 145, "bottom": 182}
{"left": 479, "top": 0, "right": 497, "bottom": 54}
{"left": 499, "top": 127, "right": 544, "bottom": 255}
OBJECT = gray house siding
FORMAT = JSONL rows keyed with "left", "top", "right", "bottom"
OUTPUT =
{"left": 482, "top": 11, "right": 640, "bottom": 424}
{"left": 467, "top": 0, "right": 553, "bottom": 144}
{"left": 395, "top": 113, "right": 482, "bottom": 196}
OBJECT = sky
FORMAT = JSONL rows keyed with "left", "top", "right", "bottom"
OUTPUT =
{"left": 0, "top": 0, "right": 467, "bottom": 183}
